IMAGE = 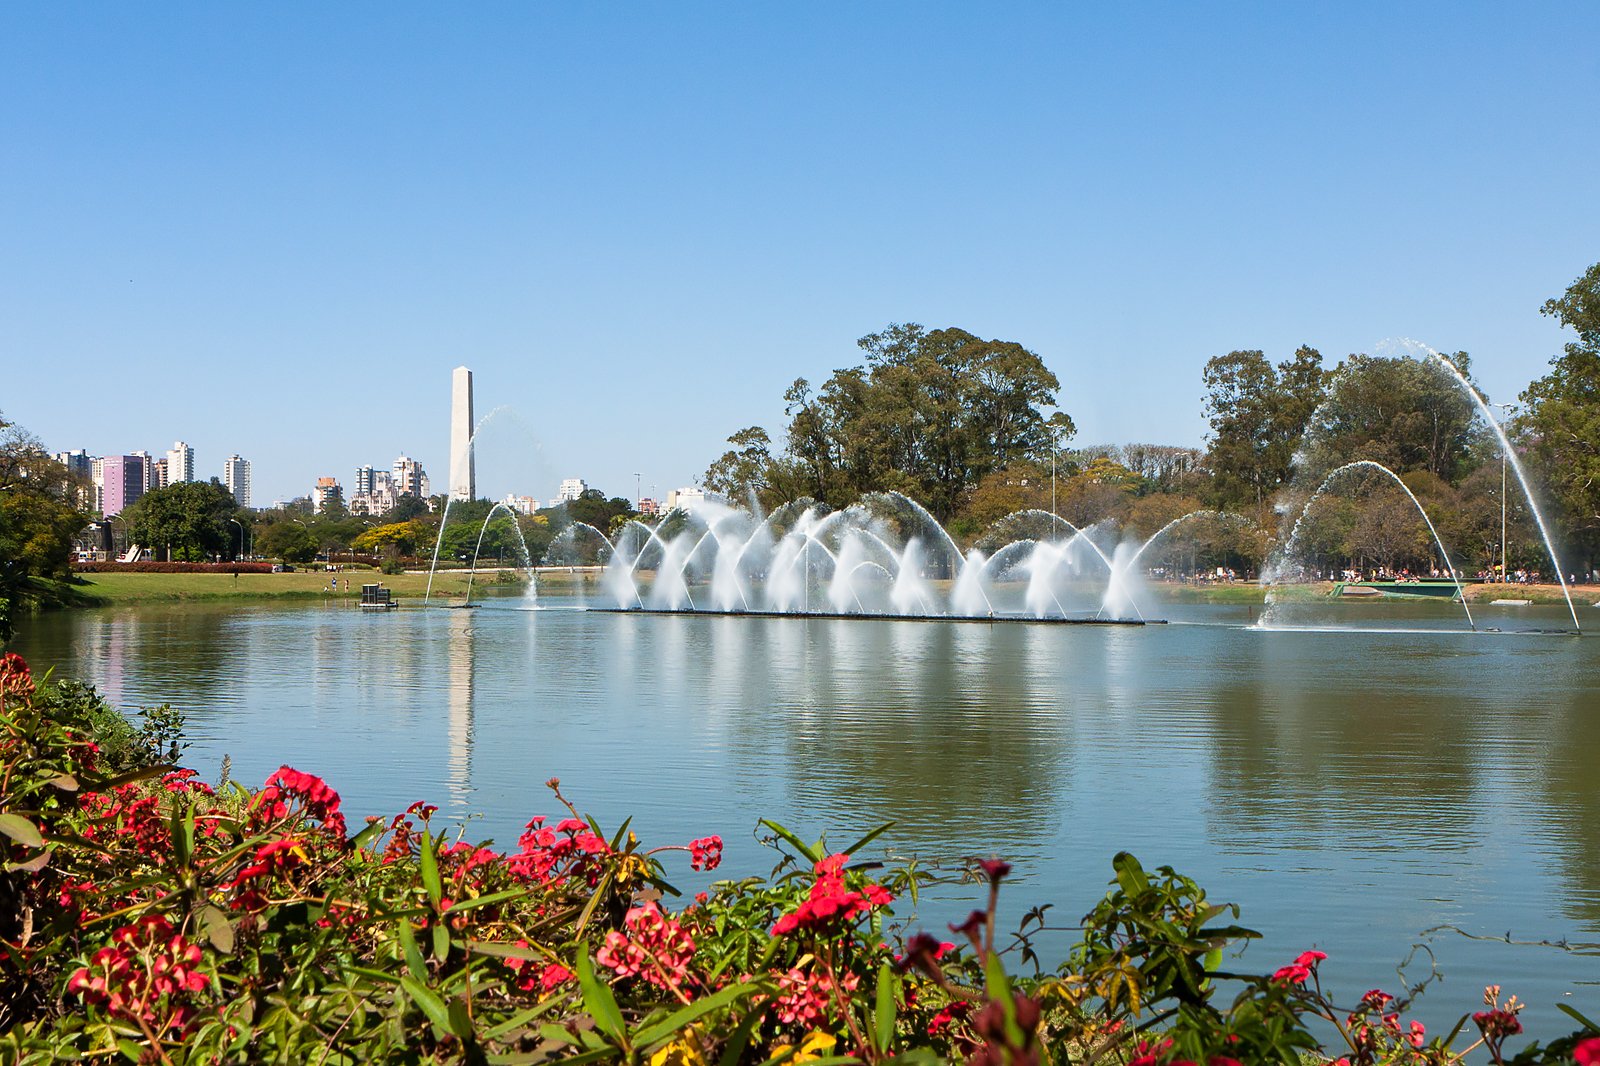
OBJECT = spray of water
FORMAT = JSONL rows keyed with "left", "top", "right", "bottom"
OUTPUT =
{"left": 1391, "top": 339, "right": 1579, "bottom": 631}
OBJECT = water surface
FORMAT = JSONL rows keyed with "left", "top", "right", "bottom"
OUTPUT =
{"left": 12, "top": 595, "right": 1600, "bottom": 1038}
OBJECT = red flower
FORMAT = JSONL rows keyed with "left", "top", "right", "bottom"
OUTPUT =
{"left": 1574, "top": 1036, "right": 1600, "bottom": 1066}
{"left": 689, "top": 835, "right": 723, "bottom": 871}
{"left": 251, "top": 766, "right": 347, "bottom": 841}
{"left": 976, "top": 858, "right": 1012, "bottom": 882}
{"left": 0, "top": 652, "right": 34, "bottom": 699}
{"left": 66, "top": 914, "right": 209, "bottom": 1035}
{"left": 595, "top": 902, "right": 696, "bottom": 991}
{"left": 770, "top": 853, "right": 893, "bottom": 936}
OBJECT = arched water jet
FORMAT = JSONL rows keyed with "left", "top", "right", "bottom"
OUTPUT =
{"left": 464, "top": 503, "right": 534, "bottom": 606}
{"left": 987, "top": 510, "right": 1120, "bottom": 576}
{"left": 1395, "top": 339, "right": 1580, "bottom": 631}
{"left": 1269, "top": 459, "right": 1475, "bottom": 631}
{"left": 1123, "top": 510, "right": 1260, "bottom": 572}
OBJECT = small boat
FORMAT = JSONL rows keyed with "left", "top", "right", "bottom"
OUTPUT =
{"left": 360, "top": 584, "right": 399, "bottom": 610}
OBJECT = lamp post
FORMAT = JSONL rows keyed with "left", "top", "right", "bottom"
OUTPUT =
{"left": 1491, "top": 403, "right": 1517, "bottom": 583}
{"left": 228, "top": 518, "right": 245, "bottom": 561}
{"left": 634, "top": 472, "right": 643, "bottom": 512}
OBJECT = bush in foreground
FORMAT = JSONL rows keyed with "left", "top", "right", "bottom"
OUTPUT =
{"left": 1, "top": 651, "right": 1597, "bottom": 1064}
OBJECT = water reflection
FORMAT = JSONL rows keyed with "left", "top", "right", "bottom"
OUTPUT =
{"left": 446, "top": 609, "right": 474, "bottom": 808}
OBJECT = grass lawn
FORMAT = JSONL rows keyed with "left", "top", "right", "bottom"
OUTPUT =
{"left": 66, "top": 568, "right": 552, "bottom": 605}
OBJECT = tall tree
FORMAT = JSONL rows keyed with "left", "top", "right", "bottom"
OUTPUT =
{"left": 0, "top": 414, "right": 90, "bottom": 640}
{"left": 1201, "top": 346, "right": 1328, "bottom": 520}
{"left": 1520, "top": 261, "right": 1600, "bottom": 569}
{"left": 775, "top": 324, "right": 1073, "bottom": 520}
{"left": 122, "top": 480, "right": 242, "bottom": 562}
{"left": 702, "top": 427, "right": 774, "bottom": 504}
{"left": 1302, "top": 353, "right": 1482, "bottom": 484}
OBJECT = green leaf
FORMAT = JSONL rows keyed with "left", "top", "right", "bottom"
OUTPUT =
{"left": 418, "top": 827, "right": 443, "bottom": 910}
{"left": 467, "top": 940, "right": 550, "bottom": 962}
{"left": 481, "top": 999, "right": 561, "bottom": 1041}
{"left": 198, "top": 904, "right": 234, "bottom": 954}
{"left": 759, "top": 819, "right": 821, "bottom": 864}
{"left": 1558, "top": 1002, "right": 1600, "bottom": 1032}
{"left": 715, "top": 1011, "right": 762, "bottom": 1066}
{"left": 349, "top": 820, "right": 383, "bottom": 853}
{"left": 343, "top": 964, "right": 403, "bottom": 987}
{"left": 444, "top": 887, "right": 532, "bottom": 915}
{"left": 400, "top": 975, "right": 452, "bottom": 1032}
{"left": 47, "top": 773, "right": 79, "bottom": 792}
{"left": 446, "top": 996, "right": 475, "bottom": 1041}
{"left": 982, "top": 950, "right": 1024, "bottom": 1047}
{"left": 4, "top": 848, "right": 51, "bottom": 874}
{"left": 431, "top": 921, "right": 450, "bottom": 963}
{"left": 573, "top": 870, "right": 612, "bottom": 934}
{"left": 82, "top": 764, "right": 172, "bottom": 792}
{"left": 0, "top": 813, "right": 43, "bottom": 849}
{"left": 575, "top": 945, "right": 626, "bottom": 1046}
{"left": 635, "top": 980, "right": 759, "bottom": 1046}
{"left": 1112, "top": 852, "right": 1150, "bottom": 895}
{"left": 397, "top": 919, "right": 426, "bottom": 981}
{"left": 843, "top": 822, "right": 896, "bottom": 857}
{"left": 873, "top": 963, "right": 897, "bottom": 1051}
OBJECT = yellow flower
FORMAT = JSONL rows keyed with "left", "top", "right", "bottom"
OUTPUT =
{"left": 648, "top": 1030, "right": 706, "bottom": 1066}
{"left": 769, "top": 1030, "right": 837, "bottom": 1063}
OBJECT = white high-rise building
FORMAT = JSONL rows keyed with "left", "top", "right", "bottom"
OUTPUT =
{"left": 392, "top": 456, "right": 429, "bottom": 498}
{"left": 130, "top": 450, "right": 156, "bottom": 492}
{"left": 313, "top": 477, "right": 343, "bottom": 514}
{"left": 166, "top": 441, "right": 195, "bottom": 484}
{"left": 354, "top": 465, "right": 376, "bottom": 496}
{"left": 557, "top": 478, "right": 588, "bottom": 503}
{"left": 223, "top": 455, "right": 251, "bottom": 508}
{"left": 450, "top": 366, "right": 475, "bottom": 501}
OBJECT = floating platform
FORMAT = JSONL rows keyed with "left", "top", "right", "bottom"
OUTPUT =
{"left": 587, "top": 607, "right": 1158, "bottom": 626}
{"left": 1331, "top": 580, "right": 1464, "bottom": 600}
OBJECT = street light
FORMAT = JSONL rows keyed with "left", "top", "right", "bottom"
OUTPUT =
{"left": 1491, "top": 402, "right": 1517, "bottom": 583}
{"left": 634, "top": 472, "right": 643, "bottom": 512}
{"left": 228, "top": 518, "right": 245, "bottom": 561}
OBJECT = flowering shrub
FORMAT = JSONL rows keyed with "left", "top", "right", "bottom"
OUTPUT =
{"left": 73, "top": 561, "right": 276, "bottom": 573}
{"left": 1, "top": 651, "right": 1597, "bottom": 1064}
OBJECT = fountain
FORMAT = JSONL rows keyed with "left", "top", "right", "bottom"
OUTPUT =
{"left": 1262, "top": 460, "right": 1476, "bottom": 631}
{"left": 588, "top": 498, "right": 1155, "bottom": 624}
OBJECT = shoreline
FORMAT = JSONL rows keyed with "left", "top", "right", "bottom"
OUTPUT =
{"left": 49, "top": 571, "right": 1593, "bottom": 609}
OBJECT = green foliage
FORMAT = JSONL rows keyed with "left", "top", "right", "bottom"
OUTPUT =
{"left": 0, "top": 414, "right": 91, "bottom": 642}
{"left": 1201, "top": 346, "right": 1327, "bottom": 519}
{"left": 122, "top": 480, "right": 243, "bottom": 562}
{"left": 1304, "top": 353, "right": 1485, "bottom": 485}
{"left": 711, "top": 324, "right": 1075, "bottom": 522}
{"left": 1521, "top": 261, "right": 1600, "bottom": 568}
{"left": 256, "top": 520, "right": 318, "bottom": 563}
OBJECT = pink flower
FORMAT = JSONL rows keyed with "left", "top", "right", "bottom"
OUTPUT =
{"left": 689, "top": 836, "right": 723, "bottom": 871}
{"left": 770, "top": 853, "right": 893, "bottom": 937}
{"left": 595, "top": 902, "right": 696, "bottom": 991}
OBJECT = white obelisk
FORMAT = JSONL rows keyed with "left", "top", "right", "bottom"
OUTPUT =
{"left": 450, "top": 366, "right": 475, "bottom": 501}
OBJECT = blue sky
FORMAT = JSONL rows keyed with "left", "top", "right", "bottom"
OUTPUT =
{"left": 4, "top": 4, "right": 1597, "bottom": 505}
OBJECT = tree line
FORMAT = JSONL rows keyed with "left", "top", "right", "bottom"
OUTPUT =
{"left": 700, "top": 261, "right": 1600, "bottom": 578}
{"left": 1, "top": 260, "right": 1596, "bottom": 626}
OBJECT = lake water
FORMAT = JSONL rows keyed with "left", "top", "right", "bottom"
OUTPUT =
{"left": 12, "top": 593, "right": 1600, "bottom": 1039}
